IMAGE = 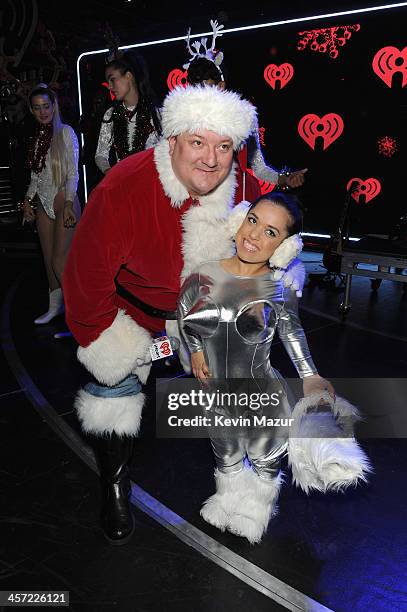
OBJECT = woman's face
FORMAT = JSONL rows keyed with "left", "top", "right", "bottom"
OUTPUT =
{"left": 105, "top": 67, "right": 137, "bottom": 101}
{"left": 30, "top": 94, "right": 54, "bottom": 125}
{"left": 235, "top": 200, "right": 291, "bottom": 264}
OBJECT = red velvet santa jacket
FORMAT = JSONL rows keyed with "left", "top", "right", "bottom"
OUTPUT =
{"left": 63, "top": 139, "right": 244, "bottom": 387}
{"left": 64, "top": 148, "right": 192, "bottom": 343}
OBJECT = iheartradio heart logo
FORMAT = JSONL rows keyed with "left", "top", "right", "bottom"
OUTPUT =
{"left": 167, "top": 68, "right": 188, "bottom": 91}
{"left": 298, "top": 113, "right": 344, "bottom": 150}
{"left": 247, "top": 168, "right": 275, "bottom": 195}
{"left": 347, "top": 178, "right": 381, "bottom": 204}
{"left": 264, "top": 63, "right": 294, "bottom": 90}
{"left": 372, "top": 46, "right": 407, "bottom": 88}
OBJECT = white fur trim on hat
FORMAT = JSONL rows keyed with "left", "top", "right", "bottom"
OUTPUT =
{"left": 161, "top": 85, "right": 257, "bottom": 149}
{"left": 75, "top": 389, "right": 145, "bottom": 436}
{"left": 77, "top": 309, "right": 152, "bottom": 386}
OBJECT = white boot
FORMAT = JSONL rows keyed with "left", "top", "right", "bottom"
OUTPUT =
{"left": 200, "top": 469, "right": 247, "bottom": 531}
{"left": 226, "top": 469, "right": 283, "bottom": 544}
{"left": 34, "top": 288, "right": 64, "bottom": 325}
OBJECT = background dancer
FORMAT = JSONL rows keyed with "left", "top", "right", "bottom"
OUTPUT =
{"left": 21, "top": 83, "right": 80, "bottom": 325}
{"left": 95, "top": 49, "right": 162, "bottom": 175}
{"left": 184, "top": 20, "right": 308, "bottom": 201}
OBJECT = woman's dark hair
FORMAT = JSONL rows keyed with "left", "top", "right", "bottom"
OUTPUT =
{"left": 187, "top": 57, "right": 226, "bottom": 85}
{"left": 249, "top": 193, "right": 303, "bottom": 236}
{"left": 106, "top": 51, "right": 161, "bottom": 135}
{"left": 29, "top": 85, "right": 56, "bottom": 106}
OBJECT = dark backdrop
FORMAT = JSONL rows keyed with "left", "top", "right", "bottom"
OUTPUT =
{"left": 78, "top": 5, "right": 406, "bottom": 237}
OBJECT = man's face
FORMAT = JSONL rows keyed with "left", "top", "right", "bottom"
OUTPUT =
{"left": 168, "top": 130, "right": 234, "bottom": 198}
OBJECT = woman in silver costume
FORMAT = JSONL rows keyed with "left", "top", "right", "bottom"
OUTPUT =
{"left": 178, "top": 193, "right": 335, "bottom": 544}
{"left": 21, "top": 84, "right": 81, "bottom": 325}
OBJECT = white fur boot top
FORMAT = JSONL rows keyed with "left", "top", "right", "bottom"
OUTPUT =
{"left": 226, "top": 468, "right": 283, "bottom": 544}
{"left": 200, "top": 468, "right": 248, "bottom": 531}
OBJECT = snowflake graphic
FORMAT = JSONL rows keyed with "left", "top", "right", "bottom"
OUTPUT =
{"left": 377, "top": 135, "right": 398, "bottom": 158}
{"left": 297, "top": 24, "right": 360, "bottom": 59}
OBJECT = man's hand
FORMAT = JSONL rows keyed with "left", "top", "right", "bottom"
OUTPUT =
{"left": 279, "top": 168, "right": 308, "bottom": 189}
{"left": 191, "top": 350, "right": 210, "bottom": 382}
{"left": 303, "top": 374, "right": 335, "bottom": 400}
{"left": 63, "top": 202, "right": 77, "bottom": 228}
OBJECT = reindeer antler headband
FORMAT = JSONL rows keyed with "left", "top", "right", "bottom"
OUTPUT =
{"left": 103, "top": 23, "right": 123, "bottom": 64}
{"left": 183, "top": 20, "right": 225, "bottom": 81}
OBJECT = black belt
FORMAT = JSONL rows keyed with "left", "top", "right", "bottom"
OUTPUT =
{"left": 115, "top": 281, "right": 177, "bottom": 320}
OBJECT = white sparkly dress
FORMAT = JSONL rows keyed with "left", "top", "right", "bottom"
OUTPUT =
{"left": 25, "top": 125, "right": 79, "bottom": 220}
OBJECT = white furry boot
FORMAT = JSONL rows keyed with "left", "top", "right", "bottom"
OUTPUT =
{"left": 200, "top": 469, "right": 247, "bottom": 531}
{"left": 34, "top": 288, "right": 65, "bottom": 324}
{"left": 226, "top": 469, "right": 283, "bottom": 544}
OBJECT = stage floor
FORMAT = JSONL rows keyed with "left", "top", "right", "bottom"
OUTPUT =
{"left": 1, "top": 251, "right": 407, "bottom": 612}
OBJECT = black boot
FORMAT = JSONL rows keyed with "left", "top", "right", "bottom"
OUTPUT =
{"left": 92, "top": 432, "right": 136, "bottom": 545}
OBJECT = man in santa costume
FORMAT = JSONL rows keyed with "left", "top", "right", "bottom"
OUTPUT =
{"left": 63, "top": 84, "right": 304, "bottom": 545}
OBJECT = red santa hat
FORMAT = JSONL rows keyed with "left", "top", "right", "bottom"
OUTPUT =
{"left": 161, "top": 84, "right": 257, "bottom": 150}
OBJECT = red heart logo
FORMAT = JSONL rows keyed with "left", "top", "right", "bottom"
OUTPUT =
{"left": 247, "top": 168, "right": 276, "bottom": 195}
{"left": 298, "top": 113, "right": 344, "bottom": 150}
{"left": 346, "top": 178, "right": 381, "bottom": 204}
{"left": 167, "top": 68, "right": 188, "bottom": 91}
{"left": 372, "top": 46, "right": 407, "bottom": 88}
{"left": 264, "top": 63, "right": 294, "bottom": 90}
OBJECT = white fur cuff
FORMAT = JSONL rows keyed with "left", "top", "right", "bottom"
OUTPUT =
{"left": 77, "top": 309, "right": 152, "bottom": 386}
{"left": 75, "top": 389, "right": 145, "bottom": 436}
{"left": 288, "top": 393, "right": 372, "bottom": 493}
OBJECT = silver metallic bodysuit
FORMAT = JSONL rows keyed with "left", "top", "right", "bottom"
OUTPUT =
{"left": 178, "top": 260, "right": 318, "bottom": 479}
{"left": 25, "top": 125, "right": 79, "bottom": 220}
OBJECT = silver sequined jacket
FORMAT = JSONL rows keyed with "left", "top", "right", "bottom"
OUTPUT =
{"left": 95, "top": 106, "right": 160, "bottom": 173}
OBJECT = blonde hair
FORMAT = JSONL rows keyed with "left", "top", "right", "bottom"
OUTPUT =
{"left": 29, "top": 84, "right": 68, "bottom": 189}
